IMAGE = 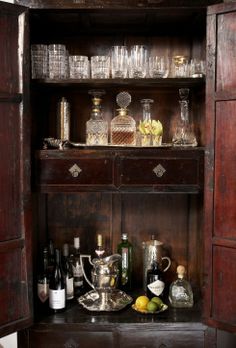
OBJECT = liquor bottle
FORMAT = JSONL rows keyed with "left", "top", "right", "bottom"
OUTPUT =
{"left": 49, "top": 248, "right": 66, "bottom": 312}
{"left": 117, "top": 233, "right": 133, "bottom": 291}
{"left": 95, "top": 233, "right": 105, "bottom": 259}
{"left": 62, "top": 243, "right": 74, "bottom": 301}
{"left": 71, "top": 237, "right": 84, "bottom": 297}
{"left": 146, "top": 260, "right": 165, "bottom": 298}
{"left": 48, "top": 239, "right": 55, "bottom": 273}
{"left": 169, "top": 265, "right": 194, "bottom": 308}
{"left": 86, "top": 89, "right": 108, "bottom": 145}
{"left": 37, "top": 246, "right": 50, "bottom": 305}
{"left": 110, "top": 91, "right": 136, "bottom": 146}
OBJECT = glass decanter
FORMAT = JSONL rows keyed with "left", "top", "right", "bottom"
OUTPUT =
{"left": 138, "top": 99, "right": 153, "bottom": 146}
{"left": 86, "top": 89, "right": 108, "bottom": 145}
{"left": 172, "top": 88, "right": 197, "bottom": 147}
{"left": 110, "top": 91, "right": 136, "bottom": 146}
{"left": 169, "top": 265, "right": 194, "bottom": 308}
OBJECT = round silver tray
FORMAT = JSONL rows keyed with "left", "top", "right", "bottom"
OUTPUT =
{"left": 78, "top": 289, "right": 133, "bottom": 312}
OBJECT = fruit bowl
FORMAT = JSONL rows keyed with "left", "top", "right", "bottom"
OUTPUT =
{"left": 132, "top": 303, "right": 168, "bottom": 314}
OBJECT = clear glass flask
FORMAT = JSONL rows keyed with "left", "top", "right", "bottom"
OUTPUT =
{"left": 169, "top": 265, "right": 194, "bottom": 308}
{"left": 172, "top": 88, "right": 197, "bottom": 147}
{"left": 86, "top": 89, "right": 108, "bottom": 145}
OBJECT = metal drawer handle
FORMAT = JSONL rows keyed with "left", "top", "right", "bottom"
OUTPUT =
{"left": 64, "top": 338, "right": 79, "bottom": 348}
{"left": 153, "top": 164, "right": 166, "bottom": 177}
{"left": 69, "top": 164, "right": 82, "bottom": 178}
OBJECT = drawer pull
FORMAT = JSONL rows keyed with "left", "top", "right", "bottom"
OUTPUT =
{"left": 153, "top": 164, "right": 166, "bottom": 177}
{"left": 69, "top": 164, "right": 82, "bottom": 177}
{"left": 159, "top": 344, "right": 167, "bottom": 348}
{"left": 64, "top": 338, "right": 79, "bottom": 348}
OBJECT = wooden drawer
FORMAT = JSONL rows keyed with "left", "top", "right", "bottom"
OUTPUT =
{"left": 118, "top": 155, "right": 203, "bottom": 192}
{"left": 36, "top": 151, "right": 115, "bottom": 191}
{"left": 29, "top": 329, "right": 114, "bottom": 348}
{"left": 119, "top": 330, "right": 204, "bottom": 348}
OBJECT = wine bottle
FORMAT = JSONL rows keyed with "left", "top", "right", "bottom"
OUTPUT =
{"left": 49, "top": 248, "right": 66, "bottom": 312}
{"left": 117, "top": 233, "right": 133, "bottom": 291}
{"left": 71, "top": 237, "right": 84, "bottom": 297}
{"left": 95, "top": 234, "right": 105, "bottom": 259}
{"left": 146, "top": 260, "right": 165, "bottom": 299}
{"left": 37, "top": 246, "right": 50, "bottom": 305}
{"left": 62, "top": 243, "right": 74, "bottom": 301}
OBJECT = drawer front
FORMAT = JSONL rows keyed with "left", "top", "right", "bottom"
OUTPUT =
{"left": 38, "top": 158, "right": 114, "bottom": 187}
{"left": 119, "top": 331, "right": 204, "bottom": 348}
{"left": 29, "top": 330, "right": 114, "bottom": 348}
{"left": 119, "top": 157, "right": 202, "bottom": 188}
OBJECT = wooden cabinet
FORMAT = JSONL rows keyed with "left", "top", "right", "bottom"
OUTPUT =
{"left": 0, "top": 0, "right": 236, "bottom": 347}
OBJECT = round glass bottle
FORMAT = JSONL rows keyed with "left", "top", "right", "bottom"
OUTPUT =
{"left": 86, "top": 89, "right": 108, "bottom": 145}
{"left": 110, "top": 91, "right": 136, "bottom": 146}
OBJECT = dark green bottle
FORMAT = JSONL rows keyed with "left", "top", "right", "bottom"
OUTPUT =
{"left": 117, "top": 233, "right": 133, "bottom": 292}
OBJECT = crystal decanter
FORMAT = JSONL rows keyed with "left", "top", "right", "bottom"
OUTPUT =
{"left": 110, "top": 91, "right": 136, "bottom": 146}
{"left": 172, "top": 88, "right": 197, "bottom": 147}
{"left": 86, "top": 89, "right": 108, "bottom": 145}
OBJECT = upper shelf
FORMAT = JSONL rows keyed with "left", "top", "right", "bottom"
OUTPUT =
{"left": 32, "top": 77, "right": 205, "bottom": 89}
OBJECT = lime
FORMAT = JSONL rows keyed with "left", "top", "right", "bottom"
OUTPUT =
{"left": 147, "top": 300, "right": 158, "bottom": 312}
{"left": 135, "top": 295, "right": 149, "bottom": 310}
{"left": 151, "top": 296, "right": 164, "bottom": 309}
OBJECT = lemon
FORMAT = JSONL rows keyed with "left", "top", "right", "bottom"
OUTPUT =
{"left": 138, "top": 120, "right": 151, "bottom": 135}
{"left": 147, "top": 300, "right": 158, "bottom": 312}
{"left": 135, "top": 295, "right": 149, "bottom": 310}
{"left": 151, "top": 296, "right": 164, "bottom": 309}
{"left": 151, "top": 120, "right": 163, "bottom": 136}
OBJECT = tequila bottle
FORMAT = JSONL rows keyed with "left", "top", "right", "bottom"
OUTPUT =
{"left": 86, "top": 89, "right": 108, "bottom": 145}
{"left": 110, "top": 91, "right": 136, "bottom": 145}
{"left": 172, "top": 88, "right": 197, "bottom": 147}
{"left": 169, "top": 265, "right": 194, "bottom": 308}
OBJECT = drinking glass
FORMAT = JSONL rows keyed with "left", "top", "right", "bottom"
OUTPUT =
{"left": 148, "top": 56, "right": 169, "bottom": 78}
{"left": 111, "top": 46, "right": 128, "bottom": 78}
{"left": 172, "top": 55, "right": 189, "bottom": 77}
{"left": 69, "top": 55, "right": 89, "bottom": 79}
{"left": 31, "top": 44, "right": 48, "bottom": 79}
{"left": 48, "top": 44, "right": 68, "bottom": 79}
{"left": 129, "top": 45, "right": 148, "bottom": 78}
{"left": 189, "top": 59, "right": 205, "bottom": 78}
{"left": 91, "top": 56, "right": 110, "bottom": 79}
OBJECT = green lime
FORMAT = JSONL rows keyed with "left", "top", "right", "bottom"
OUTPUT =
{"left": 147, "top": 300, "right": 158, "bottom": 312}
{"left": 151, "top": 296, "right": 164, "bottom": 309}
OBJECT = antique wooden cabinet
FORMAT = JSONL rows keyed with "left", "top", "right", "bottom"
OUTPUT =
{"left": 0, "top": 0, "right": 235, "bottom": 347}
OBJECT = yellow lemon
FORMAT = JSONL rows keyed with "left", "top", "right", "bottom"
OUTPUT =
{"left": 135, "top": 295, "right": 149, "bottom": 310}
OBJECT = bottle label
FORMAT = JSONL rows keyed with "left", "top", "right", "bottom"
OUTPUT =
{"left": 66, "top": 277, "right": 74, "bottom": 299}
{"left": 72, "top": 264, "right": 83, "bottom": 287}
{"left": 49, "top": 289, "right": 65, "bottom": 309}
{"left": 37, "top": 281, "right": 49, "bottom": 303}
{"left": 147, "top": 279, "right": 165, "bottom": 296}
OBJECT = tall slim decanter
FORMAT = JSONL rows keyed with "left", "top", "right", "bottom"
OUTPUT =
{"left": 110, "top": 91, "right": 136, "bottom": 145}
{"left": 86, "top": 89, "right": 108, "bottom": 145}
{"left": 172, "top": 88, "right": 197, "bottom": 147}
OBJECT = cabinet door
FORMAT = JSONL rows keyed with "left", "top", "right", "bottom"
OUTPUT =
{"left": 205, "top": 2, "right": 236, "bottom": 333}
{"left": 0, "top": 1, "right": 32, "bottom": 338}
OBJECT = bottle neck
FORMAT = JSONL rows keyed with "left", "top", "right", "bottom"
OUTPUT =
{"left": 142, "top": 104, "right": 151, "bottom": 122}
{"left": 55, "top": 249, "right": 61, "bottom": 267}
{"left": 179, "top": 100, "right": 189, "bottom": 122}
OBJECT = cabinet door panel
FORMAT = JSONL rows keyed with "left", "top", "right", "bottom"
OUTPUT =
{"left": 119, "top": 331, "right": 204, "bottom": 348}
{"left": 216, "top": 12, "right": 236, "bottom": 92}
{"left": 212, "top": 246, "right": 236, "bottom": 324}
{"left": 214, "top": 101, "right": 236, "bottom": 239}
{"left": 29, "top": 330, "right": 114, "bottom": 348}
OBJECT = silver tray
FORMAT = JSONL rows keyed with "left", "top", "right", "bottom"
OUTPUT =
{"left": 78, "top": 289, "right": 133, "bottom": 312}
{"left": 43, "top": 137, "right": 172, "bottom": 150}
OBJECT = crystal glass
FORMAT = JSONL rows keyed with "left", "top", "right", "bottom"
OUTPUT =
{"left": 111, "top": 46, "right": 128, "bottom": 78}
{"left": 48, "top": 44, "right": 68, "bottom": 79}
{"left": 91, "top": 56, "right": 110, "bottom": 79}
{"left": 110, "top": 92, "right": 136, "bottom": 145}
{"left": 129, "top": 45, "right": 148, "bottom": 78}
{"left": 172, "top": 55, "right": 189, "bottom": 77}
{"left": 139, "top": 99, "right": 153, "bottom": 146}
{"left": 69, "top": 55, "right": 89, "bottom": 79}
{"left": 189, "top": 59, "right": 205, "bottom": 78}
{"left": 172, "top": 88, "right": 197, "bottom": 146}
{"left": 31, "top": 44, "right": 48, "bottom": 79}
{"left": 86, "top": 90, "right": 108, "bottom": 145}
{"left": 148, "top": 56, "right": 169, "bottom": 78}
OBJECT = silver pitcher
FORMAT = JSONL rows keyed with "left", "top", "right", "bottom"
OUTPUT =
{"left": 142, "top": 238, "right": 171, "bottom": 290}
{"left": 80, "top": 253, "right": 121, "bottom": 291}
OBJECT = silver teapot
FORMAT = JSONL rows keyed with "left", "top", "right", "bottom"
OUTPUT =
{"left": 80, "top": 253, "right": 121, "bottom": 291}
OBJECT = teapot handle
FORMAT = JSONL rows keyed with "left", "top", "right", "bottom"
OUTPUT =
{"left": 80, "top": 254, "right": 95, "bottom": 290}
{"left": 162, "top": 256, "right": 171, "bottom": 272}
